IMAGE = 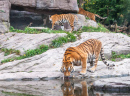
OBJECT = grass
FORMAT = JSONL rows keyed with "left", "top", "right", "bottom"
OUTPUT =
{"left": 10, "top": 26, "right": 66, "bottom": 34}
{"left": 1, "top": 48, "right": 20, "bottom": 56}
{"left": 5, "top": 24, "right": 128, "bottom": 63}
{"left": 2, "top": 91, "right": 35, "bottom": 96}
{"left": 1, "top": 33, "right": 76, "bottom": 63}
{"left": 81, "top": 23, "right": 110, "bottom": 32}
{"left": 111, "top": 52, "right": 130, "bottom": 61}
{"left": 50, "top": 33, "right": 76, "bottom": 48}
{"left": 1, "top": 45, "right": 49, "bottom": 63}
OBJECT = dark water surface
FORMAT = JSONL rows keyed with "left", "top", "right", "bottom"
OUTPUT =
{"left": 0, "top": 78, "right": 129, "bottom": 96}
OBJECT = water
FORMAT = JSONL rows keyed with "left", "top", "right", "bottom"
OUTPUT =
{"left": 0, "top": 78, "right": 129, "bottom": 96}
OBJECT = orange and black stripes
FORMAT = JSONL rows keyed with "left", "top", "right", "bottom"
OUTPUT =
{"left": 78, "top": 8, "right": 107, "bottom": 22}
{"left": 49, "top": 14, "right": 78, "bottom": 32}
{"left": 61, "top": 39, "right": 115, "bottom": 76}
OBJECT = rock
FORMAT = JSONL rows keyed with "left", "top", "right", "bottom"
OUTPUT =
{"left": 0, "top": 32, "right": 67, "bottom": 55}
{"left": 93, "top": 77, "right": 130, "bottom": 93}
{"left": 0, "top": 21, "right": 10, "bottom": 34}
{"left": 0, "top": 32, "right": 130, "bottom": 80}
{"left": 36, "top": 0, "right": 78, "bottom": 12}
{"left": 0, "top": 0, "right": 11, "bottom": 34}
{"left": 10, "top": 0, "right": 36, "bottom": 7}
{"left": 84, "top": 20, "right": 99, "bottom": 28}
{"left": 0, "top": 80, "right": 63, "bottom": 96}
{"left": 10, "top": 0, "right": 78, "bottom": 13}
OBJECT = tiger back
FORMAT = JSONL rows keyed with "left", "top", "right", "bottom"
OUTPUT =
{"left": 60, "top": 39, "right": 115, "bottom": 76}
{"left": 49, "top": 14, "right": 78, "bottom": 33}
{"left": 78, "top": 8, "right": 107, "bottom": 22}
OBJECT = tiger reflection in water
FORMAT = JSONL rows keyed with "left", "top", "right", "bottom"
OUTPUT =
{"left": 61, "top": 80, "right": 88, "bottom": 96}
{"left": 61, "top": 80, "right": 102, "bottom": 96}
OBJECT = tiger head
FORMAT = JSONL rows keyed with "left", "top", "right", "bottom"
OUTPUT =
{"left": 60, "top": 55, "right": 74, "bottom": 77}
{"left": 49, "top": 14, "right": 58, "bottom": 22}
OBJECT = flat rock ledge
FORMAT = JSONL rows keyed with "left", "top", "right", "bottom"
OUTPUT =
{"left": 0, "top": 32, "right": 66, "bottom": 56}
{"left": 93, "top": 77, "right": 130, "bottom": 93}
{"left": 0, "top": 32, "right": 130, "bottom": 81}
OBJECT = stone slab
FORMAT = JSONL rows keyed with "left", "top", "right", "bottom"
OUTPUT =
{"left": 0, "top": 32, "right": 130, "bottom": 80}
{"left": 0, "top": 32, "right": 66, "bottom": 55}
{"left": 9, "top": 0, "right": 36, "bottom": 7}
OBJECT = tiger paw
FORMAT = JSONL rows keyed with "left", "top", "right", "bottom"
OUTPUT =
{"left": 80, "top": 70, "right": 86, "bottom": 75}
{"left": 87, "top": 68, "right": 95, "bottom": 73}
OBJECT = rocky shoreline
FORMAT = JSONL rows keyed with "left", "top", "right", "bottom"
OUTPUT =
{"left": 0, "top": 32, "right": 130, "bottom": 94}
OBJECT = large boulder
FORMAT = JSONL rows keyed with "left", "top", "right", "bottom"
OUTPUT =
{"left": 10, "top": 0, "right": 79, "bottom": 13}
{"left": 0, "top": 32, "right": 130, "bottom": 80}
{"left": 0, "top": 32, "right": 67, "bottom": 55}
{"left": 0, "top": 0, "right": 11, "bottom": 34}
{"left": 9, "top": 0, "right": 36, "bottom": 7}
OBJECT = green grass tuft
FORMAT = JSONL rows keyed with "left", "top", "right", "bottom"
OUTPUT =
{"left": 1, "top": 48, "right": 20, "bottom": 56}
{"left": 10, "top": 26, "right": 66, "bottom": 34}
{"left": 50, "top": 33, "right": 76, "bottom": 48}
{"left": 1, "top": 45, "right": 49, "bottom": 63}
{"left": 111, "top": 52, "right": 130, "bottom": 61}
{"left": 2, "top": 91, "right": 35, "bottom": 96}
{"left": 81, "top": 23, "right": 110, "bottom": 32}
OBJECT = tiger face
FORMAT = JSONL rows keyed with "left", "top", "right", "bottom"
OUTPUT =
{"left": 60, "top": 55, "right": 74, "bottom": 77}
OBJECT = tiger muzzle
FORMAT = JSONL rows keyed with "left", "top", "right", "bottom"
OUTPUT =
{"left": 60, "top": 67, "right": 74, "bottom": 73}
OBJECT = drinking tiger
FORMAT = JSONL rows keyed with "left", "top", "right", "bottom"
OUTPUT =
{"left": 60, "top": 39, "right": 115, "bottom": 76}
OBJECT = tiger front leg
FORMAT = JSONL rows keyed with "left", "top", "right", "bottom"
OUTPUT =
{"left": 80, "top": 57, "right": 87, "bottom": 74}
{"left": 51, "top": 23, "right": 55, "bottom": 30}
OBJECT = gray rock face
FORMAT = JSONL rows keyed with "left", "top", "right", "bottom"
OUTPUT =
{"left": 93, "top": 77, "right": 130, "bottom": 93}
{"left": 0, "top": 0, "right": 11, "bottom": 34}
{"left": 0, "top": 32, "right": 66, "bottom": 55}
{"left": 0, "top": 32, "right": 130, "bottom": 80}
{"left": 84, "top": 20, "right": 99, "bottom": 28}
{"left": 10, "top": 0, "right": 36, "bottom": 7}
{"left": 10, "top": 0, "right": 79, "bottom": 12}
{"left": 37, "top": 0, "right": 78, "bottom": 11}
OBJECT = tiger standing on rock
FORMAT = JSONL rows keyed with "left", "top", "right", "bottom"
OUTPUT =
{"left": 78, "top": 8, "right": 107, "bottom": 22}
{"left": 60, "top": 39, "right": 115, "bottom": 77}
{"left": 49, "top": 14, "right": 78, "bottom": 33}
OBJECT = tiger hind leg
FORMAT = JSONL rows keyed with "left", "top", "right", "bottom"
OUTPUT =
{"left": 69, "top": 20, "right": 74, "bottom": 33}
{"left": 88, "top": 44, "right": 102, "bottom": 73}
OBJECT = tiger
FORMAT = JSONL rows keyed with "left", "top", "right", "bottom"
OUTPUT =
{"left": 61, "top": 80, "right": 74, "bottom": 96}
{"left": 49, "top": 14, "right": 78, "bottom": 33}
{"left": 78, "top": 8, "right": 107, "bottom": 22}
{"left": 60, "top": 39, "right": 115, "bottom": 76}
{"left": 61, "top": 80, "right": 88, "bottom": 96}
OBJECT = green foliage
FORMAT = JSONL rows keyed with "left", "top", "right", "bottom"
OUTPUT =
{"left": 50, "top": 33, "right": 76, "bottom": 48}
{"left": 10, "top": 26, "right": 66, "bottom": 34}
{"left": 1, "top": 45, "right": 49, "bottom": 63}
{"left": 1, "top": 48, "right": 20, "bottom": 56}
{"left": 2, "top": 91, "right": 35, "bottom": 96}
{"left": 82, "top": 0, "right": 130, "bottom": 25}
{"left": 111, "top": 52, "right": 130, "bottom": 61}
{"left": 81, "top": 23, "right": 110, "bottom": 32}
{"left": 0, "top": 10, "right": 5, "bottom": 13}
{"left": 1, "top": 34, "right": 76, "bottom": 63}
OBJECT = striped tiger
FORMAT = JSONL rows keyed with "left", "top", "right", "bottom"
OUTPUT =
{"left": 49, "top": 14, "right": 78, "bottom": 33}
{"left": 60, "top": 39, "right": 115, "bottom": 76}
{"left": 78, "top": 8, "right": 107, "bottom": 22}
